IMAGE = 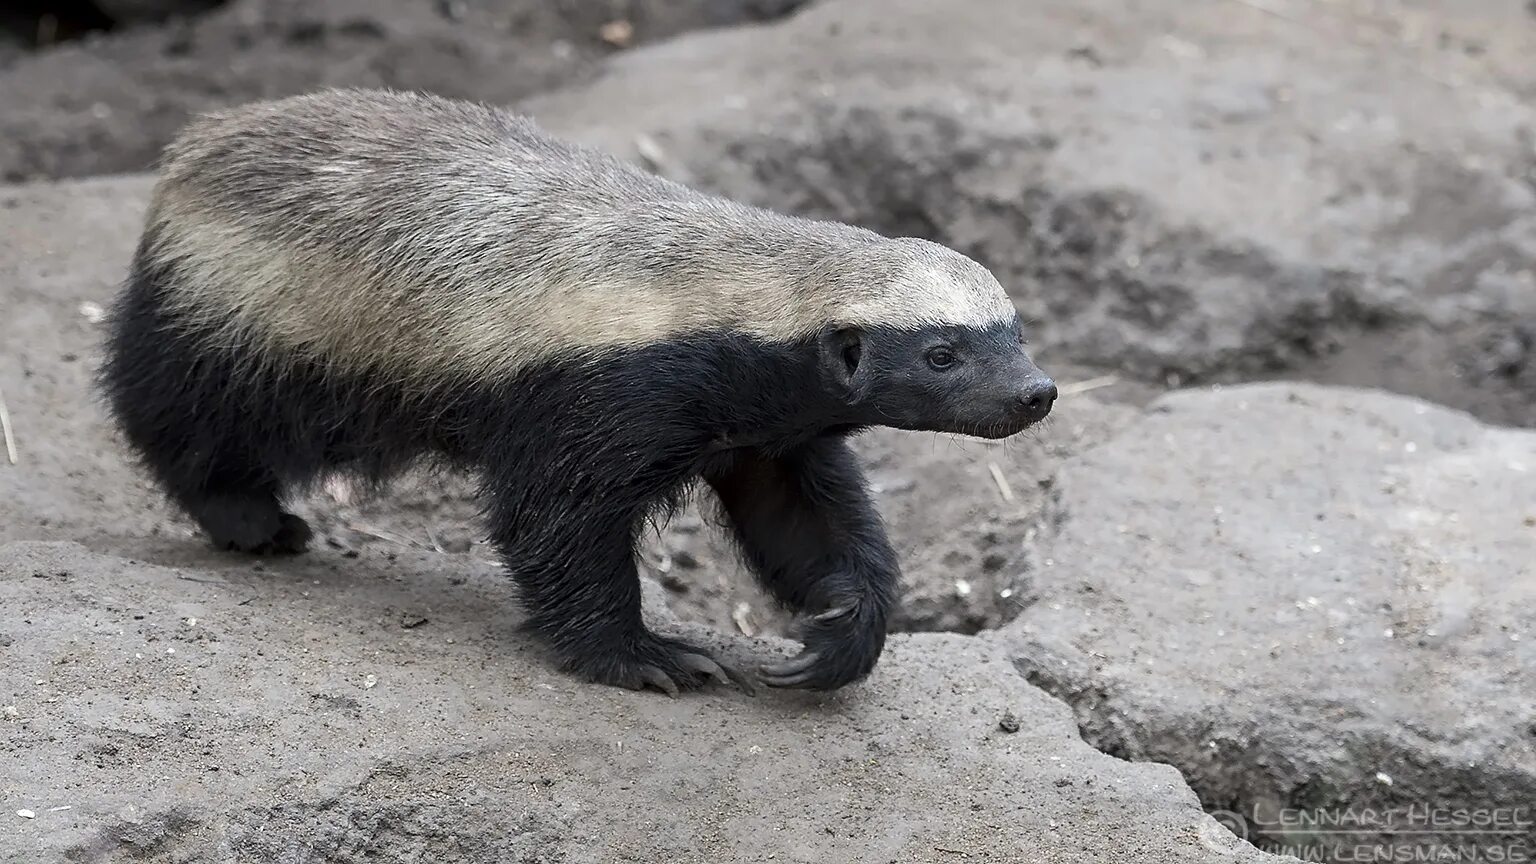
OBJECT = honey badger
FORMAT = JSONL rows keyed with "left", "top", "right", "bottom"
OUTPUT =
{"left": 101, "top": 89, "right": 1056, "bottom": 694}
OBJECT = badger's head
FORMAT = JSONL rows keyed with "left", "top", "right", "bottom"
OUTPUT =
{"left": 815, "top": 238, "right": 1055, "bottom": 439}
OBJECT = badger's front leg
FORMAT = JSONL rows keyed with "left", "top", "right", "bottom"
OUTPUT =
{"left": 483, "top": 460, "right": 754, "bottom": 696}
{"left": 705, "top": 436, "right": 899, "bottom": 690}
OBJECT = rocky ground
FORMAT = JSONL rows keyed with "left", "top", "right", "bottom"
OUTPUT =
{"left": 2, "top": 0, "right": 1534, "bottom": 862}
{"left": 1009, "top": 385, "right": 1535, "bottom": 856}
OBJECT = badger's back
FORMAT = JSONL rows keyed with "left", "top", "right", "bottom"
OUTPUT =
{"left": 141, "top": 89, "right": 875, "bottom": 383}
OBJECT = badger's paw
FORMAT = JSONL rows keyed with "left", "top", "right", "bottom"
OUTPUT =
{"left": 260, "top": 513, "right": 314, "bottom": 555}
{"left": 760, "top": 592, "right": 887, "bottom": 691}
{"left": 582, "top": 631, "right": 757, "bottom": 697}
{"left": 198, "top": 493, "right": 312, "bottom": 556}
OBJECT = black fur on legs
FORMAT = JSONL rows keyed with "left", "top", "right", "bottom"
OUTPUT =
{"left": 473, "top": 332, "right": 852, "bottom": 694}
{"left": 102, "top": 242, "right": 901, "bottom": 693}
{"left": 102, "top": 252, "right": 303, "bottom": 554}
{"left": 99, "top": 247, "right": 426, "bottom": 554}
{"left": 704, "top": 440, "right": 897, "bottom": 690}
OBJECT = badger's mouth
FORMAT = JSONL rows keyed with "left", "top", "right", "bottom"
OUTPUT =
{"left": 886, "top": 411, "right": 1046, "bottom": 441}
{"left": 955, "top": 415, "right": 1046, "bottom": 440}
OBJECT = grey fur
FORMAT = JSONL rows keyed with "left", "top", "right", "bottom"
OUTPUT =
{"left": 140, "top": 88, "right": 1017, "bottom": 385}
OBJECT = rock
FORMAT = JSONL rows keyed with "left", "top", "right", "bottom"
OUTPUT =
{"left": 0, "top": 541, "right": 1276, "bottom": 862}
{"left": 1003, "top": 383, "right": 1536, "bottom": 856}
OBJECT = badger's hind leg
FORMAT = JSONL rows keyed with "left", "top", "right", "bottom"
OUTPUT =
{"left": 186, "top": 487, "right": 312, "bottom": 555}
{"left": 101, "top": 257, "right": 316, "bottom": 555}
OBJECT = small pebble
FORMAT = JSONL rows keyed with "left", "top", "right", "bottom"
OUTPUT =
{"left": 599, "top": 19, "right": 634, "bottom": 47}
{"left": 16, "top": 810, "right": 34, "bottom": 819}
{"left": 997, "top": 712, "right": 1021, "bottom": 734}
{"left": 362, "top": 674, "right": 378, "bottom": 690}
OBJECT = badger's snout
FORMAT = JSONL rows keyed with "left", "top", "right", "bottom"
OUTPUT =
{"left": 943, "top": 368, "right": 1055, "bottom": 440}
{"left": 1013, "top": 375, "right": 1057, "bottom": 426}
{"left": 966, "top": 366, "right": 1055, "bottom": 439}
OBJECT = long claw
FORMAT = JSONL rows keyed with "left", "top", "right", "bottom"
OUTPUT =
{"left": 812, "top": 603, "right": 857, "bottom": 623}
{"left": 641, "top": 666, "right": 680, "bottom": 697}
{"left": 763, "top": 651, "right": 821, "bottom": 676}
{"left": 759, "top": 651, "right": 823, "bottom": 688}
{"left": 760, "top": 669, "right": 820, "bottom": 689}
{"left": 678, "top": 653, "right": 758, "bottom": 696}
{"left": 677, "top": 652, "right": 728, "bottom": 683}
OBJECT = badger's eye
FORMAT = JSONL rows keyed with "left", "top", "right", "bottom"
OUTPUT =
{"left": 926, "top": 347, "right": 956, "bottom": 370}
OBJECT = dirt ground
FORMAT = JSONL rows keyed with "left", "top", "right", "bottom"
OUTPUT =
{"left": 1, "top": 0, "right": 1534, "bottom": 861}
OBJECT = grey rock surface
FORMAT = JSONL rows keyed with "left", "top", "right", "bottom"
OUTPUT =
{"left": 1003, "top": 383, "right": 1536, "bottom": 857}
{"left": 0, "top": 540, "right": 1264, "bottom": 863}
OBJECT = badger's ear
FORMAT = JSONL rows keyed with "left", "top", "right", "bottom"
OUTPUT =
{"left": 818, "top": 325, "right": 867, "bottom": 395}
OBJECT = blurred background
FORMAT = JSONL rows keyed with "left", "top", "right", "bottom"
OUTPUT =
{"left": 0, "top": 0, "right": 807, "bottom": 181}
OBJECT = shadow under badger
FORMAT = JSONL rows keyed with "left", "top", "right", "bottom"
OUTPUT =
{"left": 101, "top": 89, "right": 1056, "bottom": 694}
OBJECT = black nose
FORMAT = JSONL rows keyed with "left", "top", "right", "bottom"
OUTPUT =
{"left": 1018, "top": 377, "right": 1057, "bottom": 423}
